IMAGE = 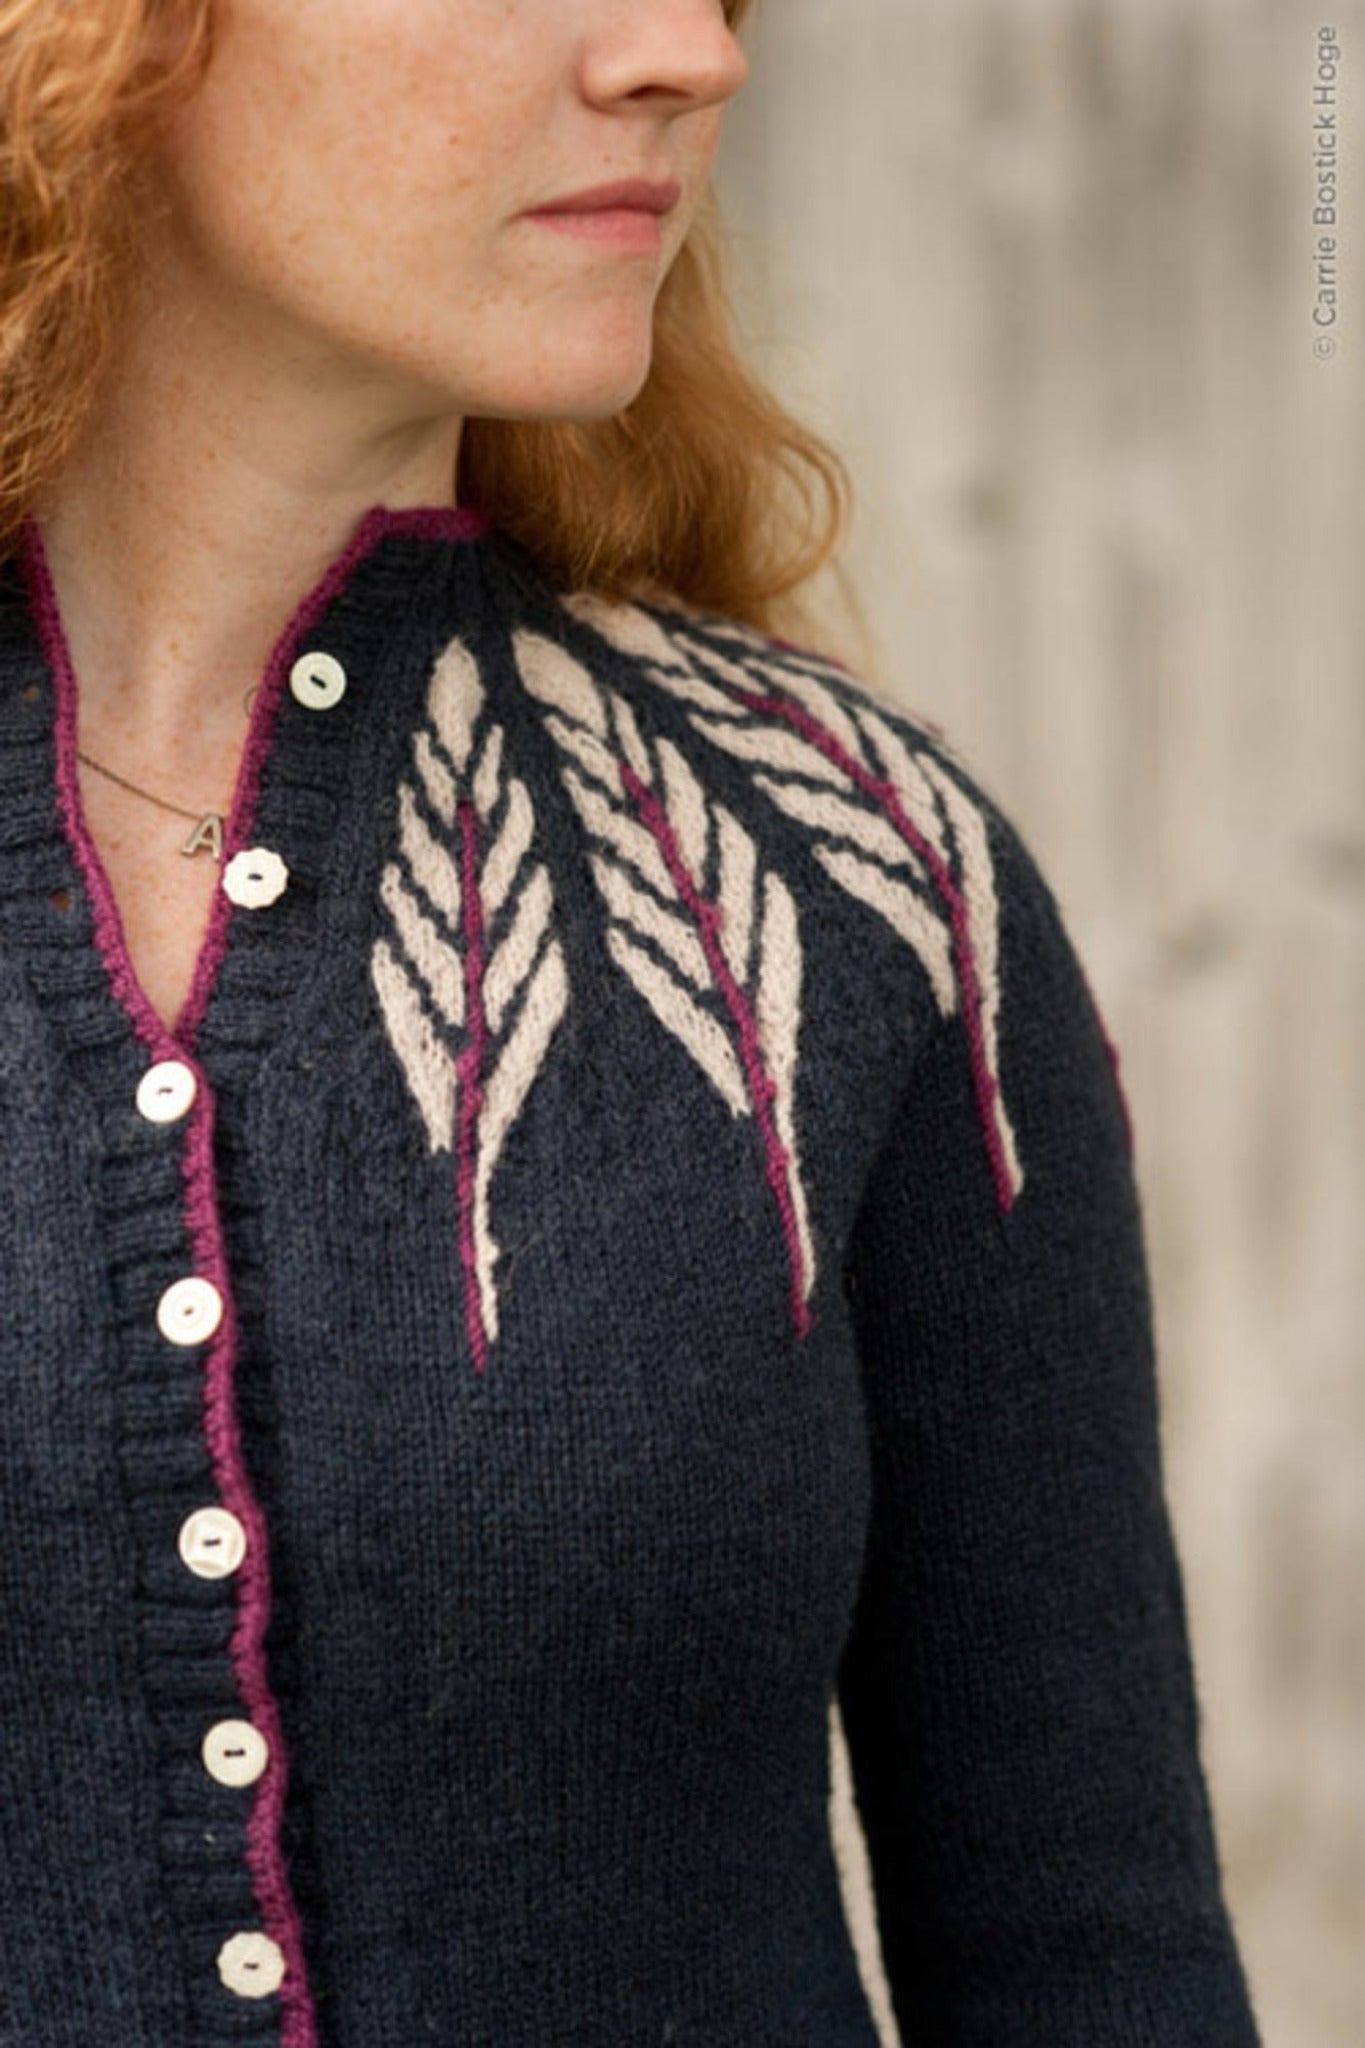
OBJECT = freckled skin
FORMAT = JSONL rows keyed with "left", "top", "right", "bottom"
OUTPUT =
{"left": 38, "top": 0, "right": 751, "bottom": 1038}
{"left": 147, "top": 0, "right": 751, "bottom": 423}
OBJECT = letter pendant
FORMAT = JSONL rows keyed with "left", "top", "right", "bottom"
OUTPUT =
{"left": 180, "top": 812, "right": 225, "bottom": 862}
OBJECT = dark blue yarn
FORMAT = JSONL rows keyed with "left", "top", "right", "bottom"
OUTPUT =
{"left": 0, "top": 519, "right": 1262, "bottom": 2045}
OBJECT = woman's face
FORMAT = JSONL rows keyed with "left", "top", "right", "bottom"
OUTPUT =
{"left": 140, "top": 0, "right": 751, "bottom": 426}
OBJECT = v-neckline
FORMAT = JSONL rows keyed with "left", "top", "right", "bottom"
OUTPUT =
{"left": 10, "top": 502, "right": 490, "bottom": 1068}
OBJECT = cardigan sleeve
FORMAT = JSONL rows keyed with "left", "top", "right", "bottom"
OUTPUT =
{"left": 835, "top": 789, "right": 1263, "bottom": 2046}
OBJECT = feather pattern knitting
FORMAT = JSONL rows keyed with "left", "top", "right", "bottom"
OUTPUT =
{"left": 557, "top": 593, "right": 1026, "bottom": 1212}
{"left": 512, "top": 625, "right": 818, "bottom": 1340}
{"left": 370, "top": 633, "right": 569, "bottom": 1373}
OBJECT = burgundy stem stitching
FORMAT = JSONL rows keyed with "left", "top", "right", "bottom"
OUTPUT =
{"left": 619, "top": 759, "right": 813, "bottom": 1339}
{"left": 454, "top": 795, "right": 491, "bottom": 1375}
{"left": 728, "top": 683, "right": 1019, "bottom": 1215}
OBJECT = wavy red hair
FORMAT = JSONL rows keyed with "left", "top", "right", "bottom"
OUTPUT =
{"left": 0, "top": 0, "right": 876, "bottom": 670}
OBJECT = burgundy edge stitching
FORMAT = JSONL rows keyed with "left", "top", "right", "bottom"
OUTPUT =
{"left": 617, "top": 759, "right": 813, "bottom": 1339}
{"left": 17, "top": 498, "right": 487, "bottom": 2046}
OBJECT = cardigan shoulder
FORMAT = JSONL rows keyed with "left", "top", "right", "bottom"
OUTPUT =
{"left": 519, "top": 579, "right": 1133, "bottom": 1211}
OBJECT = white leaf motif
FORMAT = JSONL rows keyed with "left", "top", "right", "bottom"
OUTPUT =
{"left": 371, "top": 634, "right": 571, "bottom": 1370}
{"left": 514, "top": 624, "right": 820, "bottom": 1333}
{"left": 558, "top": 598, "right": 1027, "bottom": 1211}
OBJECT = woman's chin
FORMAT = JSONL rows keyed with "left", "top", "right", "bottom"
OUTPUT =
{"left": 468, "top": 350, "right": 655, "bottom": 426}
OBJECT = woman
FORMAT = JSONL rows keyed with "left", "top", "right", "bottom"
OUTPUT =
{"left": 0, "top": 2, "right": 1263, "bottom": 2043}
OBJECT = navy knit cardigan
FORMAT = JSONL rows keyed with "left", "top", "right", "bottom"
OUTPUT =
{"left": 0, "top": 503, "right": 1262, "bottom": 2046}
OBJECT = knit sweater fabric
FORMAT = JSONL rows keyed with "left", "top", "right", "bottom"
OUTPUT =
{"left": 0, "top": 502, "right": 1261, "bottom": 2047}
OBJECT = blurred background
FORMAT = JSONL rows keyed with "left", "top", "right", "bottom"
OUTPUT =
{"left": 712, "top": 2, "right": 1365, "bottom": 2043}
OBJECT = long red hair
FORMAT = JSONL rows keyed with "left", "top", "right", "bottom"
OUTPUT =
{"left": 0, "top": 0, "right": 875, "bottom": 669}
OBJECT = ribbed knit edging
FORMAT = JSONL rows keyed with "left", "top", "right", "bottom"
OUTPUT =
{"left": 8, "top": 499, "right": 489, "bottom": 2048}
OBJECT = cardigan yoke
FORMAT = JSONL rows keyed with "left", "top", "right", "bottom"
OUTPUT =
{"left": 0, "top": 503, "right": 1262, "bottom": 2045}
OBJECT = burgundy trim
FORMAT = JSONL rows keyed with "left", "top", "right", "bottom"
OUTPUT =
{"left": 363, "top": 502, "right": 491, "bottom": 545}
{"left": 14, "top": 496, "right": 486, "bottom": 2043}
{"left": 17, "top": 496, "right": 490, "bottom": 1045}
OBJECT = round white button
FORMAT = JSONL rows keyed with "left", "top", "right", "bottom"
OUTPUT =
{"left": 135, "top": 1058, "right": 197, "bottom": 1125}
{"left": 202, "top": 1717, "right": 269, "bottom": 1788}
{"left": 289, "top": 650, "right": 347, "bottom": 710}
{"left": 216, "top": 1929, "right": 286, "bottom": 1999}
{"left": 156, "top": 1275, "right": 224, "bottom": 1346}
{"left": 222, "top": 847, "right": 289, "bottom": 910}
{"left": 178, "top": 1505, "right": 247, "bottom": 1579}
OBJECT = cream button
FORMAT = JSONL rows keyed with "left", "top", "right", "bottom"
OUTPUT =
{"left": 202, "top": 1717, "right": 269, "bottom": 1788}
{"left": 222, "top": 847, "right": 289, "bottom": 910}
{"left": 156, "top": 1275, "right": 224, "bottom": 1347}
{"left": 216, "top": 1929, "right": 285, "bottom": 1999}
{"left": 289, "top": 649, "right": 347, "bottom": 710}
{"left": 135, "top": 1058, "right": 197, "bottom": 1125}
{"left": 178, "top": 1505, "right": 246, "bottom": 1579}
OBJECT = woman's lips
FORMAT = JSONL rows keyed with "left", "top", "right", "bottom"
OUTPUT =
{"left": 522, "top": 208, "right": 664, "bottom": 252}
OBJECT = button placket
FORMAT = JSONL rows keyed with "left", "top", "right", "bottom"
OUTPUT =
{"left": 150, "top": 1091, "right": 280, "bottom": 2012}
{"left": 132, "top": 641, "right": 354, "bottom": 2025}
{"left": 215, "top": 648, "right": 347, "bottom": 917}
{"left": 9, "top": 521, "right": 382, "bottom": 2046}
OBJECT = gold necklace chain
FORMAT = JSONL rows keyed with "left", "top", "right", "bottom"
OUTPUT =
{"left": 71, "top": 680, "right": 258, "bottom": 862}
{"left": 75, "top": 747, "right": 216, "bottom": 827}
